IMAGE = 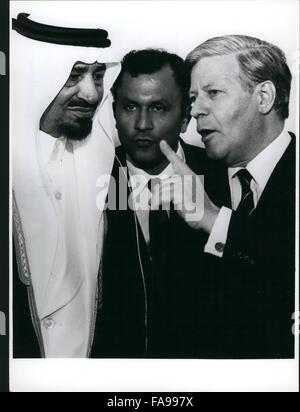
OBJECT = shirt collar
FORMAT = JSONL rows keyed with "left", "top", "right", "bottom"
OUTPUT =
{"left": 38, "top": 130, "right": 67, "bottom": 164}
{"left": 127, "top": 142, "right": 185, "bottom": 192}
{"left": 228, "top": 129, "right": 291, "bottom": 192}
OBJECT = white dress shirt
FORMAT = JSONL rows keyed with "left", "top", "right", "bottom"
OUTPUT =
{"left": 205, "top": 129, "right": 292, "bottom": 257}
{"left": 127, "top": 143, "right": 185, "bottom": 244}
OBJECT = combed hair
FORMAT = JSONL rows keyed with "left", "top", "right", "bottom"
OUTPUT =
{"left": 185, "top": 35, "right": 292, "bottom": 119}
{"left": 112, "top": 48, "right": 191, "bottom": 116}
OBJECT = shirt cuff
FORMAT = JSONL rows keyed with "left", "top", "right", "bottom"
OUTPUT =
{"left": 204, "top": 206, "right": 232, "bottom": 258}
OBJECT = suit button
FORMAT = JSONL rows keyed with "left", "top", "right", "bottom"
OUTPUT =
{"left": 55, "top": 192, "right": 62, "bottom": 201}
{"left": 43, "top": 318, "right": 55, "bottom": 330}
{"left": 215, "top": 242, "right": 225, "bottom": 253}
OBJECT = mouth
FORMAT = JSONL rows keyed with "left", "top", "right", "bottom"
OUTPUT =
{"left": 134, "top": 138, "right": 157, "bottom": 148}
{"left": 67, "top": 106, "right": 96, "bottom": 118}
{"left": 199, "top": 129, "right": 217, "bottom": 143}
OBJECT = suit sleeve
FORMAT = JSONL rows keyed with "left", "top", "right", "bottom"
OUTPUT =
{"left": 222, "top": 209, "right": 256, "bottom": 266}
{"left": 204, "top": 206, "right": 257, "bottom": 267}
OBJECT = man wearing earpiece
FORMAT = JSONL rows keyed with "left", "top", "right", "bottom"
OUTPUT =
{"left": 92, "top": 49, "right": 212, "bottom": 358}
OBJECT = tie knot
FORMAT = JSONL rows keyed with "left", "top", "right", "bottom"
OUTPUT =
{"left": 236, "top": 168, "right": 252, "bottom": 186}
{"left": 235, "top": 169, "right": 253, "bottom": 200}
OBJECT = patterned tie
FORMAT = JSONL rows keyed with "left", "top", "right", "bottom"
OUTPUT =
{"left": 235, "top": 169, "right": 255, "bottom": 217}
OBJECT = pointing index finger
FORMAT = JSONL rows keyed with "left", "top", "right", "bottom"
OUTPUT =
{"left": 160, "top": 140, "right": 192, "bottom": 175}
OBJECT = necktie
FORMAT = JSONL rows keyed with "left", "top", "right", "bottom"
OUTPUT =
{"left": 148, "top": 179, "right": 170, "bottom": 265}
{"left": 235, "top": 169, "right": 255, "bottom": 217}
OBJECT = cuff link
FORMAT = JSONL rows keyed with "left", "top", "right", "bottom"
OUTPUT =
{"left": 215, "top": 242, "right": 225, "bottom": 253}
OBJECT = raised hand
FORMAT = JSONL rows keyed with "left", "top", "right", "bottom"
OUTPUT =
{"left": 150, "top": 140, "right": 220, "bottom": 233}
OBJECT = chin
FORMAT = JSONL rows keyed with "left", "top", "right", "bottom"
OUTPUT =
{"left": 60, "top": 119, "right": 93, "bottom": 141}
{"left": 205, "top": 143, "right": 228, "bottom": 162}
{"left": 131, "top": 153, "right": 165, "bottom": 172}
{"left": 132, "top": 158, "right": 160, "bottom": 171}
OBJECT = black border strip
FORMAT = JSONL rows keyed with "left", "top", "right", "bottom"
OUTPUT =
{"left": 0, "top": 0, "right": 9, "bottom": 394}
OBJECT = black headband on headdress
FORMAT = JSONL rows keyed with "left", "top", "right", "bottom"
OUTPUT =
{"left": 12, "top": 13, "right": 111, "bottom": 48}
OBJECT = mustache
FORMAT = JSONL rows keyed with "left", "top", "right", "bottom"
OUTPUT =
{"left": 68, "top": 99, "right": 98, "bottom": 110}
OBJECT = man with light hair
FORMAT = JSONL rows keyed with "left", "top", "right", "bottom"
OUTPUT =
{"left": 12, "top": 12, "right": 120, "bottom": 358}
{"left": 155, "top": 35, "right": 295, "bottom": 358}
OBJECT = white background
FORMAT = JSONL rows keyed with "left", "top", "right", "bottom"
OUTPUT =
{"left": 10, "top": 0, "right": 299, "bottom": 392}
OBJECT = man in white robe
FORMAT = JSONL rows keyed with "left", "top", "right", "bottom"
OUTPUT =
{"left": 11, "top": 11, "right": 120, "bottom": 358}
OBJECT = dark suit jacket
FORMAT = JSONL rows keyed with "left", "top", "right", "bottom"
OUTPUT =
{"left": 201, "top": 133, "right": 296, "bottom": 358}
{"left": 91, "top": 141, "right": 211, "bottom": 358}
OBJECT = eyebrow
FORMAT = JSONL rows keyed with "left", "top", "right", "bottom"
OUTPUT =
{"left": 190, "top": 81, "right": 228, "bottom": 95}
{"left": 72, "top": 63, "right": 106, "bottom": 73}
{"left": 120, "top": 98, "right": 169, "bottom": 105}
{"left": 189, "top": 83, "right": 214, "bottom": 94}
{"left": 202, "top": 83, "right": 218, "bottom": 90}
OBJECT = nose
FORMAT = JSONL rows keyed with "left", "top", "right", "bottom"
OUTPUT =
{"left": 134, "top": 108, "right": 153, "bottom": 131}
{"left": 191, "top": 96, "right": 209, "bottom": 119}
{"left": 77, "top": 74, "right": 100, "bottom": 106}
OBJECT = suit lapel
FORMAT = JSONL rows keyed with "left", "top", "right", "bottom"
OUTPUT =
{"left": 251, "top": 136, "right": 295, "bottom": 217}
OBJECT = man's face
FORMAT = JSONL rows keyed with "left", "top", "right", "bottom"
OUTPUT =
{"left": 190, "top": 54, "right": 259, "bottom": 166}
{"left": 41, "top": 62, "right": 106, "bottom": 140}
{"left": 114, "top": 65, "right": 189, "bottom": 173}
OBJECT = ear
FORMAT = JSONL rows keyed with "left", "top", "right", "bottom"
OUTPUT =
{"left": 257, "top": 81, "right": 276, "bottom": 115}
{"left": 181, "top": 104, "right": 191, "bottom": 133}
